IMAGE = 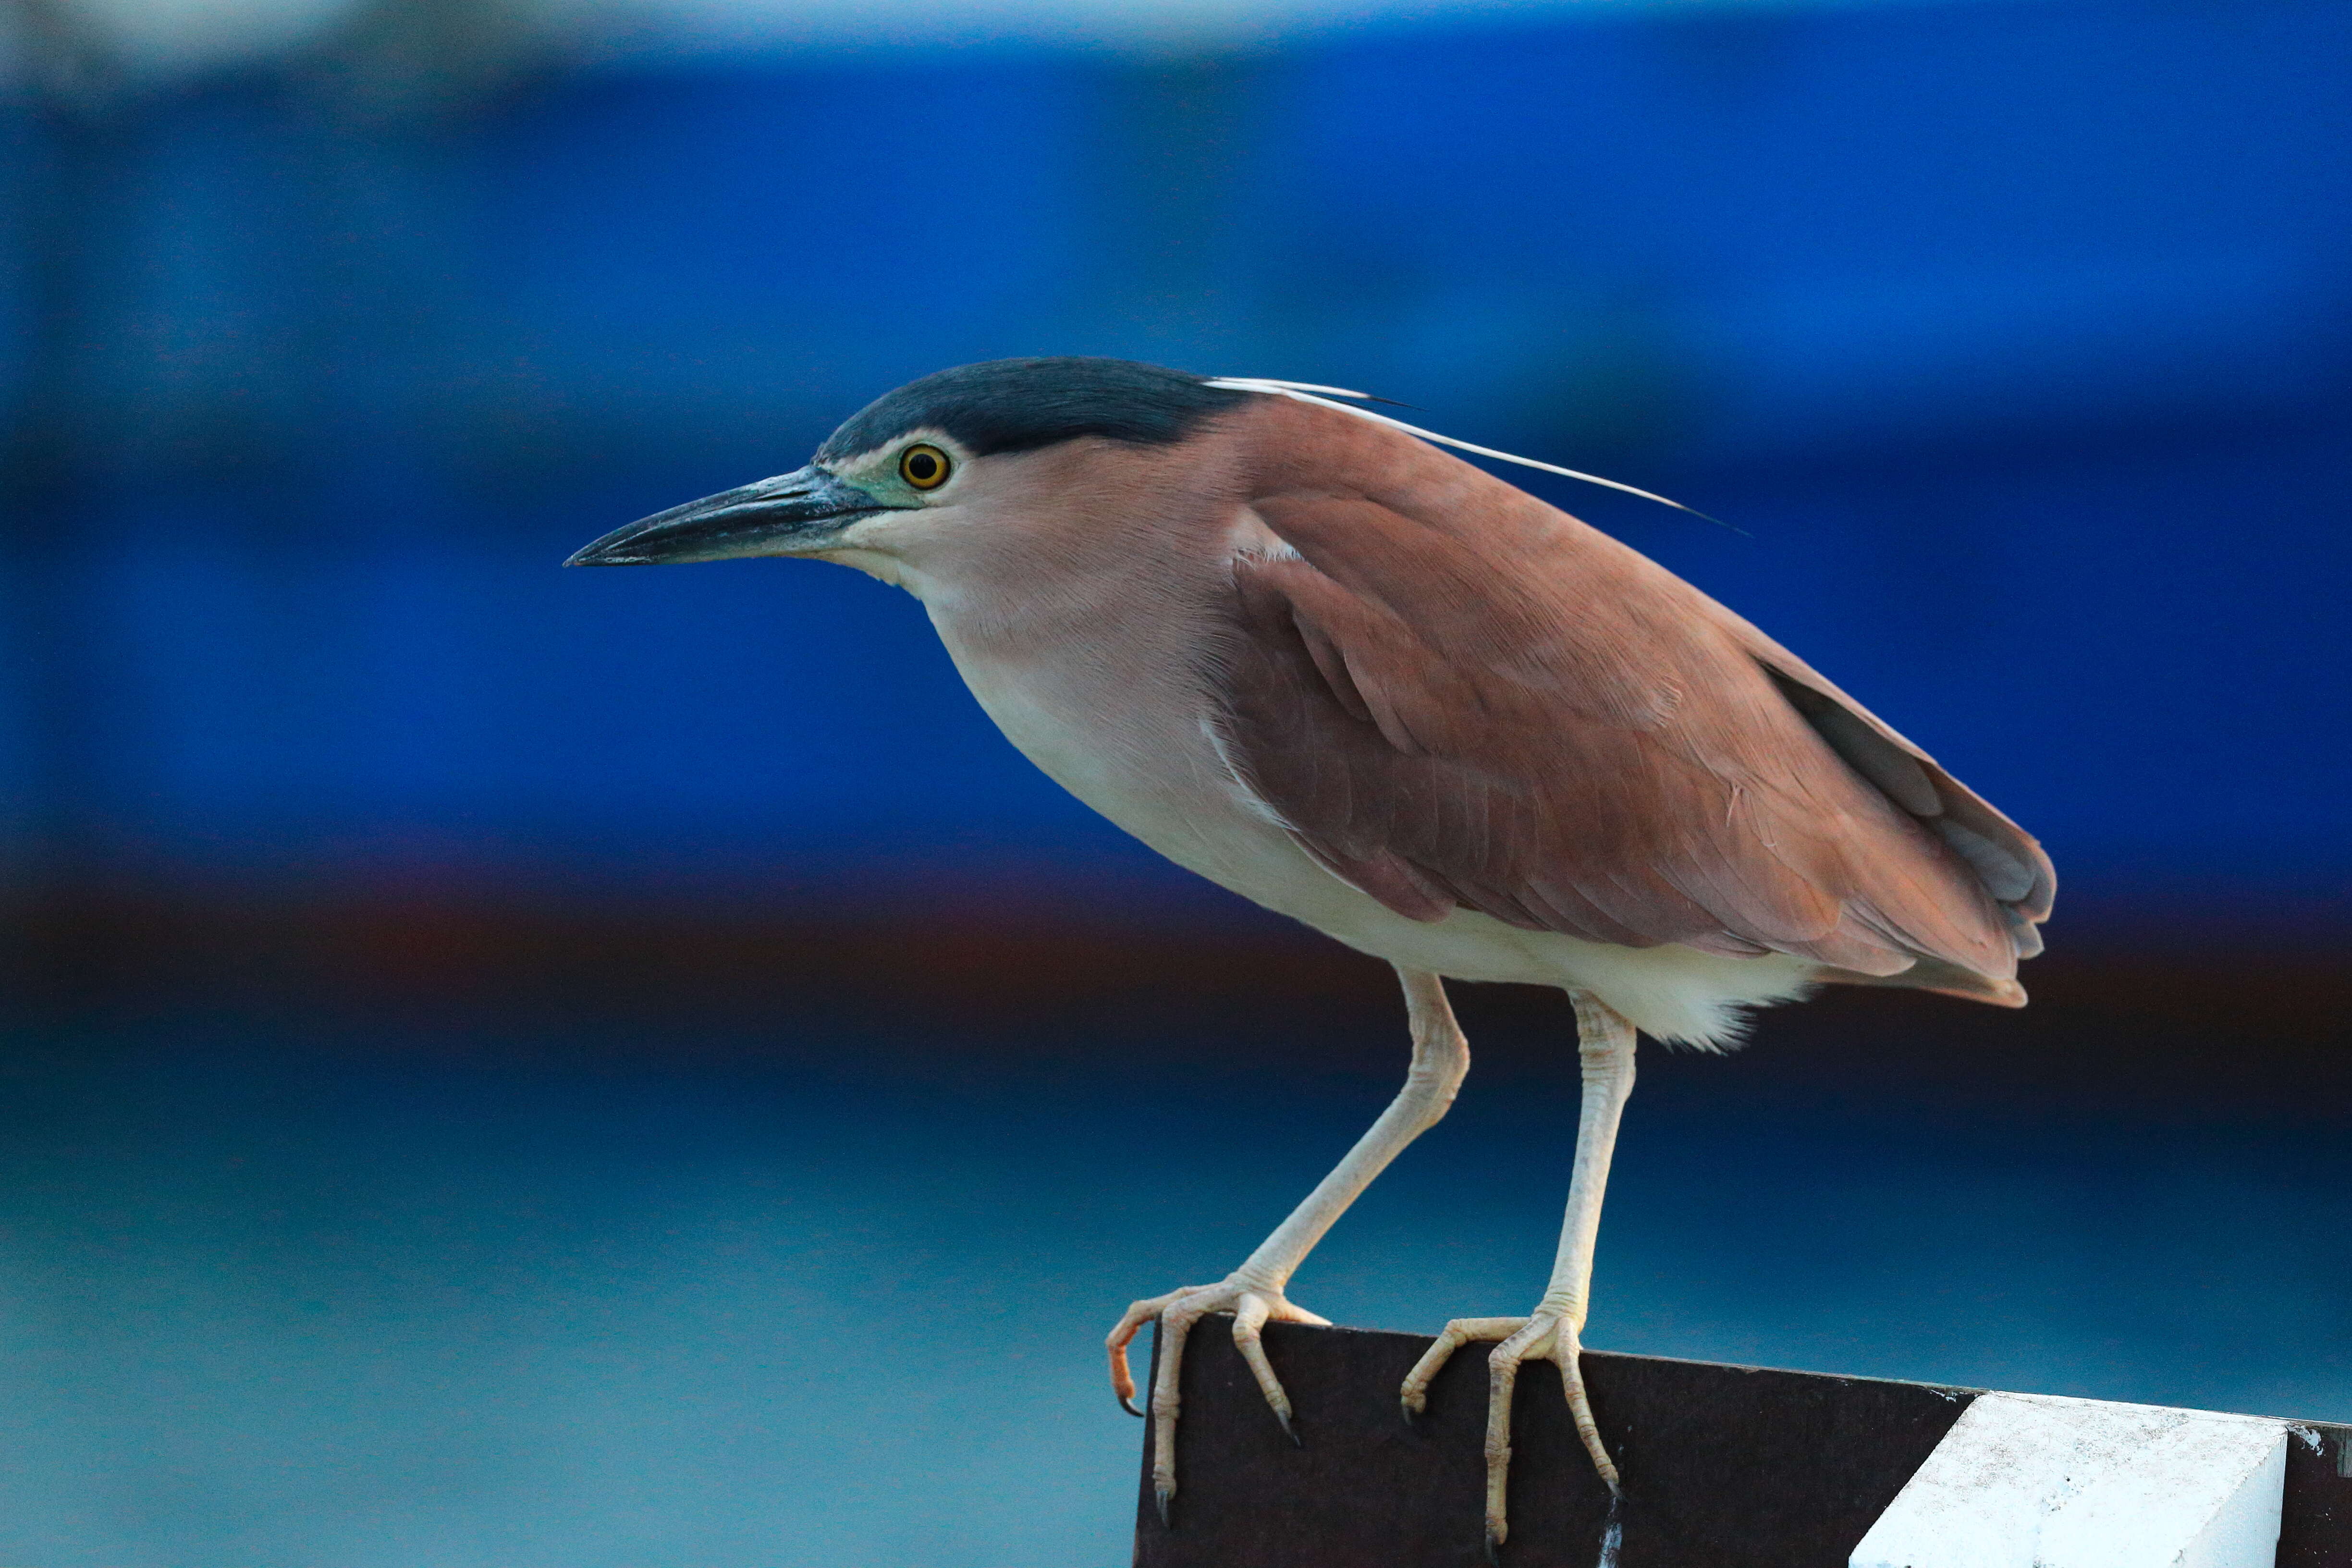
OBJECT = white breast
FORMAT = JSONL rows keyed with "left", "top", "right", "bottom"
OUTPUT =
{"left": 916, "top": 557, "right": 1820, "bottom": 1048}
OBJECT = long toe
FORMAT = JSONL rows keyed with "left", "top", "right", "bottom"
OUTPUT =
{"left": 1113, "top": 1276, "right": 1327, "bottom": 1526}
{"left": 1552, "top": 1323, "right": 1621, "bottom": 1494}
{"left": 1405, "top": 1309, "right": 1617, "bottom": 1556}
{"left": 1149, "top": 1299, "right": 1209, "bottom": 1514}
{"left": 1107, "top": 1285, "right": 1205, "bottom": 1417}
{"left": 1482, "top": 1323, "right": 1553, "bottom": 1554}
{"left": 1231, "top": 1291, "right": 1305, "bottom": 1445}
{"left": 1400, "top": 1315, "right": 1528, "bottom": 1423}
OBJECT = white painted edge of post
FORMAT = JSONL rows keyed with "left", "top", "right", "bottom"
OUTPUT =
{"left": 1849, "top": 1390, "right": 2289, "bottom": 1568}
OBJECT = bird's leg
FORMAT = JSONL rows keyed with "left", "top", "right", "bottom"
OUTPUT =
{"left": 1399, "top": 992, "right": 1636, "bottom": 1557}
{"left": 1108, "top": 965, "right": 1470, "bottom": 1523}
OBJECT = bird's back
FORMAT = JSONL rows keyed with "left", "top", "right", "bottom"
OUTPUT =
{"left": 1204, "top": 395, "right": 2052, "bottom": 1015}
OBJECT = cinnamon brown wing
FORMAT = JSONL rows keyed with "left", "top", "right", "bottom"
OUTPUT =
{"left": 1208, "top": 414, "right": 2049, "bottom": 992}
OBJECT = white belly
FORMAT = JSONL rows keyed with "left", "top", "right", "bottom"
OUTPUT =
{"left": 931, "top": 610, "right": 1815, "bottom": 1048}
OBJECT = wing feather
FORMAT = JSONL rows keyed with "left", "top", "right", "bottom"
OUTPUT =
{"left": 1207, "top": 399, "right": 2052, "bottom": 997}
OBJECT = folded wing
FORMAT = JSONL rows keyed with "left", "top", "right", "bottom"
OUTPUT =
{"left": 1209, "top": 406, "right": 2052, "bottom": 1002}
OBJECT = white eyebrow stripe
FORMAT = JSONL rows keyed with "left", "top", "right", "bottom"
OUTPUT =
{"left": 1203, "top": 376, "right": 1707, "bottom": 521}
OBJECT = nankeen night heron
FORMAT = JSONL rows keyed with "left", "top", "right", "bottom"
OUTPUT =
{"left": 567, "top": 356, "right": 2054, "bottom": 1556}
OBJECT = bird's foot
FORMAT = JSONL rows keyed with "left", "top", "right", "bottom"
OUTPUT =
{"left": 1399, "top": 1307, "right": 1618, "bottom": 1558}
{"left": 1106, "top": 1276, "right": 1330, "bottom": 1523}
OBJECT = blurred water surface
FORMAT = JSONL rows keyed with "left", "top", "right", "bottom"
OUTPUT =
{"left": 0, "top": 1007, "right": 2342, "bottom": 1567}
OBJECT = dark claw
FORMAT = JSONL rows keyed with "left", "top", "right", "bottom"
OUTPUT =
{"left": 1400, "top": 1399, "right": 1421, "bottom": 1433}
{"left": 1119, "top": 1392, "right": 1146, "bottom": 1418}
{"left": 1483, "top": 1529, "right": 1503, "bottom": 1566}
{"left": 1275, "top": 1408, "right": 1301, "bottom": 1448}
{"left": 1155, "top": 1486, "right": 1173, "bottom": 1528}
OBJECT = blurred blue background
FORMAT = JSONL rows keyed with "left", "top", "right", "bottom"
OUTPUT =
{"left": 0, "top": 1, "right": 2348, "bottom": 1564}
{"left": 2, "top": 0, "right": 2345, "bottom": 906}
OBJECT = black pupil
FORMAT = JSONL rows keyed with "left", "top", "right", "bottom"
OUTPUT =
{"left": 907, "top": 451, "right": 939, "bottom": 481}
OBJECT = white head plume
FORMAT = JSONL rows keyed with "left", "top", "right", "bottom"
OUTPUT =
{"left": 1203, "top": 376, "right": 1714, "bottom": 524}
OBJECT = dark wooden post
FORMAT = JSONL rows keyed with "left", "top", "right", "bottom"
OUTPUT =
{"left": 1133, "top": 1320, "right": 2352, "bottom": 1567}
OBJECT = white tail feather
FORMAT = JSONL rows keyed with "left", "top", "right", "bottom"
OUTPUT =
{"left": 1203, "top": 376, "right": 1706, "bottom": 521}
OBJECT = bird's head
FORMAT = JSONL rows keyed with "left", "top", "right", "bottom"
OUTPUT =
{"left": 565, "top": 357, "right": 1252, "bottom": 590}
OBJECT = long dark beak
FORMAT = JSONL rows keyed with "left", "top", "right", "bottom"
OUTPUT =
{"left": 565, "top": 466, "right": 886, "bottom": 566}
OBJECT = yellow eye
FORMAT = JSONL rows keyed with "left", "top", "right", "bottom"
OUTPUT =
{"left": 898, "top": 443, "right": 951, "bottom": 490}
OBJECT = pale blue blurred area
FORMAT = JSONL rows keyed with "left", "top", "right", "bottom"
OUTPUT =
{"left": 0, "top": 1017, "right": 2342, "bottom": 1567}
